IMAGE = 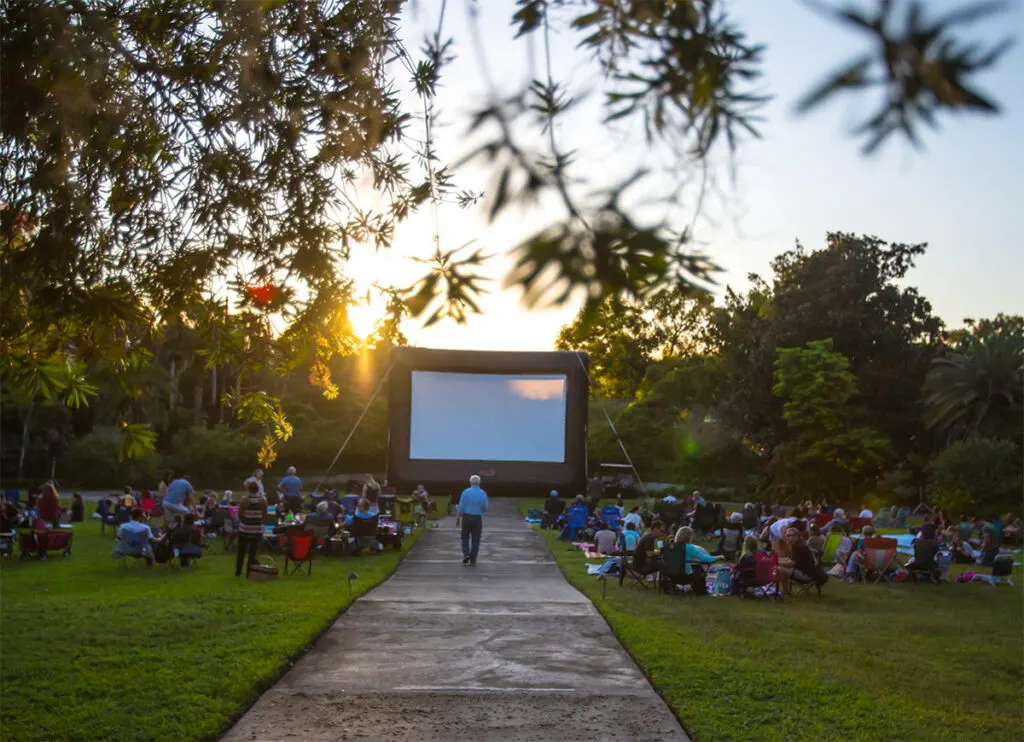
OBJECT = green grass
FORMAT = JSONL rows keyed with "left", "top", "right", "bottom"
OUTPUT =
{"left": 520, "top": 499, "right": 1024, "bottom": 742}
{"left": 0, "top": 520, "right": 421, "bottom": 741}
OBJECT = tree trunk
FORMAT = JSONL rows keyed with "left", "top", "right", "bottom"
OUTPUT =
{"left": 210, "top": 365, "right": 217, "bottom": 405}
{"left": 193, "top": 378, "right": 205, "bottom": 426}
{"left": 17, "top": 398, "right": 35, "bottom": 479}
{"left": 169, "top": 356, "right": 177, "bottom": 409}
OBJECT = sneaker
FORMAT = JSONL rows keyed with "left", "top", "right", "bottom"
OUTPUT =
{"left": 462, "top": 556, "right": 470, "bottom": 565}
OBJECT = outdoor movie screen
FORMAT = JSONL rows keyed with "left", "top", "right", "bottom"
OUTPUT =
{"left": 408, "top": 371, "right": 567, "bottom": 463}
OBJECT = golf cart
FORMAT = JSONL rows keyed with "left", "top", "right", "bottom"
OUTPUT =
{"left": 598, "top": 463, "right": 641, "bottom": 499}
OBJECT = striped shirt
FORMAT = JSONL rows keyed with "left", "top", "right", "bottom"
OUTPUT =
{"left": 239, "top": 494, "right": 266, "bottom": 536}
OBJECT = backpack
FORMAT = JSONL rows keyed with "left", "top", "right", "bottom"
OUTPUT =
{"left": 152, "top": 539, "right": 172, "bottom": 564}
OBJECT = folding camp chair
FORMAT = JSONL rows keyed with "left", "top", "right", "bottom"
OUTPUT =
{"left": 564, "top": 504, "right": 589, "bottom": 540}
{"left": 906, "top": 540, "right": 941, "bottom": 583}
{"left": 849, "top": 517, "right": 873, "bottom": 532}
{"left": 813, "top": 513, "right": 833, "bottom": 530}
{"left": 117, "top": 528, "right": 152, "bottom": 568}
{"left": 742, "top": 551, "right": 781, "bottom": 600}
{"left": 821, "top": 531, "right": 844, "bottom": 564}
{"left": 618, "top": 550, "right": 657, "bottom": 589}
{"left": 981, "top": 555, "right": 1014, "bottom": 587}
{"left": 284, "top": 526, "right": 316, "bottom": 575}
{"left": 600, "top": 506, "right": 622, "bottom": 531}
{"left": 860, "top": 537, "right": 899, "bottom": 583}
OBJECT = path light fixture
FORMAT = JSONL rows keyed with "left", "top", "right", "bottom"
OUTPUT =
{"left": 347, "top": 571, "right": 359, "bottom": 597}
{"left": 597, "top": 574, "right": 607, "bottom": 599}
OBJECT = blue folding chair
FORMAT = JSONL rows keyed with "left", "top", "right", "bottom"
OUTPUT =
{"left": 341, "top": 494, "right": 361, "bottom": 514}
{"left": 601, "top": 506, "right": 622, "bottom": 531}
{"left": 564, "top": 504, "right": 589, "bottom": 540}
{"left": 117, "top": 528, "right": 152, "bottom": 568}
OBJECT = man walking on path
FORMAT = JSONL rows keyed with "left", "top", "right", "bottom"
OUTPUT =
{"left": 458, "top": 475, "right": 488, "bottom": 565}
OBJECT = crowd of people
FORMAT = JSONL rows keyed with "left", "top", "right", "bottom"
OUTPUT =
{"left": 3, "top": 469, "right": 435, "bottom": 572}
{"left": 540, "top": 486, "right": 1020, "bottom": 597}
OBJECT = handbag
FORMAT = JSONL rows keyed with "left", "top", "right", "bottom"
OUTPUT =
{"left": 247, "top": 556, "right": 279, "bottom": 581}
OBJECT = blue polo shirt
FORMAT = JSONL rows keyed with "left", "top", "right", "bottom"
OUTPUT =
{"left": 164, "top": 479, "right": 193, "bottom": 507}
{"left": 278, "top": 475, "right": 302, "bottom": 498}
{"left": 458, "top": 486, "right": 489, "bottom": 516}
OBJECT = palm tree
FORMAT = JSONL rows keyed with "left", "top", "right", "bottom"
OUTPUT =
{"left": 922, "top": 329, "right": 1023, "bottom": 444}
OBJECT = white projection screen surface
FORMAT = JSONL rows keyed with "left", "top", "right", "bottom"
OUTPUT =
{"left": 409, "top": 371, "right": 567, "bottom": 462}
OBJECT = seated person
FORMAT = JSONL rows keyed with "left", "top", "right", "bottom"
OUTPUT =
{"left": 69, "top": 493, "right": 85, "bottom": 522}
{"left": 622, "top": 506, "right": 643, "bottom": 531}
{"left": 778, "top": 526, "right": 827, "bottom": 595}
{"left": 112, "top": 508, "right": 154, "bottom": 563}
{"left": 593, "top": 521, "right": 618, "bottom": 555}
{"left": 1, "top": 500, "right": 20, "bottom": 532}
{"left": 543, "top": 490, "right": 565, "bottom": 528}
{"left": 858, "top": 504, "right": 873, "bottom": 519}
{"left": 121, "top": 485, "right": 136, "bottom": 509}
{"left": 731, "top": 535, "right": 761, "bottom": 595}
{"left": 712, "top": 513, "right": 745, "bottom": 560}
{"left": 632, "top": 520, "right": 666, "bottom": 576}
{"left": 945, "top": 528, "right": 979, "bottom": 563}
{"left": 978, "top": 516, "right": 1003, "bottom": 566}
{"left": 353, "top": 498, "right": 381, "bottom": 551}
{"left": 935, "top": 509, "right": 953, "bottom": 533}
{"left": 915, "top": 515, "right": 937, "bottom": 541}
{"left": 821, "top": 508, "right": 849, "bottom": 535}
{"left": 201, "top": 493, "right": 219, "bottom": 520}
{"left": 831, "top": 530, "right": 855, "bottom": 573}
{"left": 844, "top": 525, "right": 876, "bottom": 580}
{"left": 669, "top": 526, "right": 722, "bottom": 595}
{"left": 873, "top": 508, "right": 891, "bottom": 528}
{"left": 165, "top": 513, "right": 204, "bottom": 567}
{"left": 36, "top": 483, "right": 65, "bottom": 527}
{"left": 806, "top": 525, "right": 826, "bottom": 557}
{"left": 1001, "top": 514, "right": 1021, "bottom": 545}
{"left": 306, "top": 501, "right": 339, "bottom": 536}
{"left": 620, "top": 522, "right": 640, "bottom": 553}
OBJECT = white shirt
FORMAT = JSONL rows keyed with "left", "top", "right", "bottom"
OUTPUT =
{"left": 245, "top": 477, "right": 265, "bottom": 497}
{"left": 623, "top": 512, "right": 643, "bottom": 530}
{"left": 769, "top": 517, "right": 797, "bottom": 541}
{"left": 858, "top": 509, "right": 873, "bottom": 518}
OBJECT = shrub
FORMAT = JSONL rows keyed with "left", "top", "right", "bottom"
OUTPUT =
{"left": 928, "top": 438, "right": 1022, "bottom": 518}
{"left": 167, "top": 425, "right": 261, "bottom": 486}
{"left": 60, "top": 427, "right": 165, "bottom": 489}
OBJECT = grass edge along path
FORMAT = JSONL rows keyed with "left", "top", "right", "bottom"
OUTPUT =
{"left": 0, "top": 521, "right": 423, "bottom": 742}
{"left": 520, "top": 499, "right": 1024, "bottom": 742}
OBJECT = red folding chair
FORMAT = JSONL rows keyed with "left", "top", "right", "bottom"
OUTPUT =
{"left": 745, "top": 551, "right": 781, "bottom": 599}
{"left": 284, "top": 526, "right": 316, "bottom": 576}
{"left": 860, "top": 537, "right": 898, "bottom": 583}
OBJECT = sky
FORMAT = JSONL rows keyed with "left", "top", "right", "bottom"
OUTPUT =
{"left": 344, "top": 0, "right": 1024, "bottom": 350}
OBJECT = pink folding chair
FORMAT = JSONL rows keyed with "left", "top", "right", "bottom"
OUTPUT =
{"left": 860, "top": 537, "right": 898, "bottom": 583}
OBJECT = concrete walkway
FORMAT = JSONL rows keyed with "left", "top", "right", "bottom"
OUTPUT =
{"left": 221, "top": 499, "right": 688, "bottom": 741}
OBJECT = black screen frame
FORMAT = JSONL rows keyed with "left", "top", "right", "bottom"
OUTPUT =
{"left": 387, "top": 347, "right": 589, "bottom": 495}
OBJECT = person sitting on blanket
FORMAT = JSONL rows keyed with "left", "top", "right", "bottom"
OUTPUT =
{"left": 593, "top": 521, "right": 618, "bottom": 555}
{"left": 632, "top": 520, "right": 666, "bottom": 577}
{"left": 671, "top": 526, "right": 723, "bottom": 595}
{"left": 778, "top": 526, "right": 827, "bottom": 595}
{"left": 621, "top": 522, "right": 640, "bottom": 553}
{"left": 731, "top": 535, "right": 760, "bottom": 595}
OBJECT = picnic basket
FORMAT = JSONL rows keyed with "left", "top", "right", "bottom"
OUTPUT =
{"left": 247, "top": 557, "right": 279, "bottom": 582}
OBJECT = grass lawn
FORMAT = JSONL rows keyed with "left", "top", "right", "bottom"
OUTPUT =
{"left": 0, "top": 519, "right": 421, "bottom": 741}
{"left": 521, "top": 499, "right": 1024, "bottom": 742}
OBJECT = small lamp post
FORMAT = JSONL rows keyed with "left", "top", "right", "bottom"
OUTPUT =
{"left": 347, "top": 571, "right": 359, "bottom": 598}
{"left": 597, "top": 574, "right": 607, "bottom": 600}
